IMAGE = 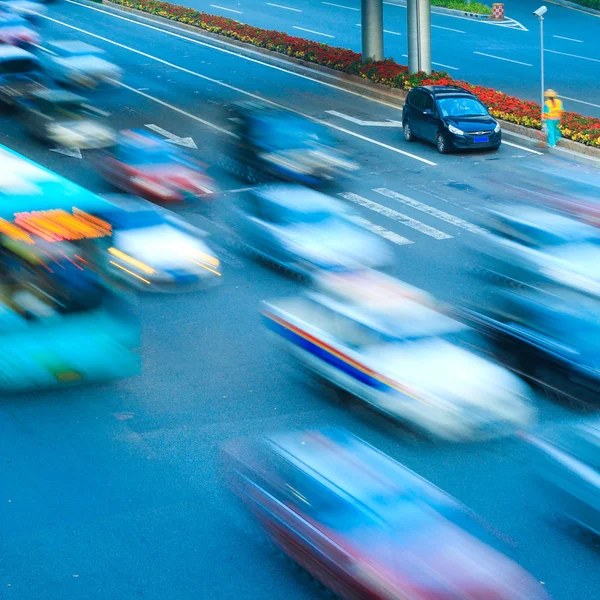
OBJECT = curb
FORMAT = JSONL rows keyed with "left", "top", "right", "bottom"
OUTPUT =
{"left": 382, "top": 0, "right": 496, "bottom": 20}
{"left": 544, "top": 0, "right": 600, "bottom": 16}
{"left": 99, "top": 0, "right": 600, "bottom": 162}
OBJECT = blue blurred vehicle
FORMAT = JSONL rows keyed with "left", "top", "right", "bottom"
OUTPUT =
{"left": 37, "top": 40, "right": 123, "bottom": 89}
{"left": 0, "top": 11, "right": 39, "bottom": 47}
{"left": 230, "top": 101, "right": 358, "bottom": 186}
{"left": 0, "top": 0, "right": 47, "bottom": 25}
{"left": 0, "top": 45, "right": 47, "bottom": 107}
{"left": 225, "top": 427, "right": 550, "bottom": 600}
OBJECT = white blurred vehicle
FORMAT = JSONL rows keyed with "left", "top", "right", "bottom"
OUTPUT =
{"left": 38, "top": 40, "right": 123, "bottom": 88}
{"left": 0, "top": 0, "right": 47, "bottom": 23}
{"left": 97, "top": 195, "right": 222, "bottom": 290}
{"left": 261, "top": 270, "right": 535, "bottom": 441}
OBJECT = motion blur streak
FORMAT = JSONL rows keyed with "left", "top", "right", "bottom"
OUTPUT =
{"left": 109, "top": 260, "right": 152, "bottom": 284}
{"left": 108, "top": 246, "right": 157, "bottom": 274}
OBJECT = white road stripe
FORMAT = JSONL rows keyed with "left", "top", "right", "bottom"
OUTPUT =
{"left": 322, "top": 1, "right": 358, "bottom": 9}
{"left": 432, "top": 61, "right": 458, "bottom": 71}
{"left": 474, "top": 51, "right": 532, "bottom": 67}
{"left": 373, "top": 188, "right": 485, "bottom": 234}
{"left": 432, "top": 24, "right": 465, "bottom": 34}
{"left": 346, "top": 215, "right": 413, "bottom": 246}
{"left": 55, "top": 2, "right": 435, "bottom": 165}
{"left": 553, "top": 35, "right": 583, "bottom": 43}
{"left": 292, "top": 25, "right": 334, "bottom": 38}
{"left": 502, "top": 140, "right": 543, "bottom": 155}
{"left": 545, "top": 48, "right": 600, "bottom": 63}
{"left": 265, "top": 2, "right": 301, "bottom": 11}
{"left": 339, "top": 193, "right": 451, "bottom": 240}
{"left": 560, "top": 95, "right": 600, "bottom": 109}
{"left": 356, "top": 24, "right": 402, "bottom": 35}
{"left": 210, "top": 4, "right": 243, "bottom": 13}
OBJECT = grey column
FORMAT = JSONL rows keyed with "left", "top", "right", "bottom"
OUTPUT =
{"left": 407, "top": 0, "right": 432, "bottom": 74}
{"left": 361, "top": 0, "right": 384, "bottom": 62}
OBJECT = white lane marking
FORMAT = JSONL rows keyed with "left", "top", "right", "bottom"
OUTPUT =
{"left": 473, "top": 51, "right": 532, "bottom": 67}
{"left": 401, "top": 54, "right": 457, "bottom": 70}
{"left": 339, "top": 193, "right": 451, "bottom": 240}
{"left": 553, "top": 35, "right": 583, "bottom": 43}
{"left": 50, "top": 147, "right": 82, "bottom": 159}
{"left": 373, "top": 188, "right": 485, "bottom": 234}
{"left": 62, "top": 1, "right": 407, "bottom": 114}
{"left": 502, "top": 140, "right": 543, "bottom": 156}
{"left": 43, "top": 10, "right": 436, "bottom": 166}
{"left": 326, "top": 110, "right": 402, "bottom": 127}
{"left": 292, "top": 25, "right": 334, "bottom": 37}
{"left": 545, "top": 48, "right": 600, "bottom": 63}
{"left": 265, "top": 2, "right": 301, "bottom": 11}
{"left": 560, "top": 95, "right": 600, "bottom": 109}
{"left": 356, "top": 24, "right": 401, "bottom": 35}
{"left": 210, "top": 4, "right": 243, "bottom": 13}
{"left": 322, "top": 1, "right": 358, "bottom": 9}
{"left": 144, "top": 123, "right": 197, "bottom": 148}
{"left": 346, "top": 215, "right": 413, "bottom": 246}
{"left": 118, "top": 82, "right": 235, "bottom": 136}
{"left": 432, "top": 24, "right": 465, "bottom": 34}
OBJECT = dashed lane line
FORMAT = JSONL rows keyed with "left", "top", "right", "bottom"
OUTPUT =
{"left": 473, "top": 51, "right": 532, "bottom": 67}
{"left": 42, "top": 9, "right": 437, "bottom": 166}
{"left": 373, "top": 188, "right": 485, "bottom": 235}
{"left": 210, "top": 4, "right": 243, "bottom": 13}
{"left": 265, "top": 2, "right": 302, "bottom": 11}
{"left": 346, "top": 215, "right": 414, "bottom": 246}
{"left": 292, "top": 26, "right": 335, "bottom": 38}
{"left": 339, "top": 193, "right": 452, "bottom": 240}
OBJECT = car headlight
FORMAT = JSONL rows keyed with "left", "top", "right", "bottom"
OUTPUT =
{"left": 494, "top": 123, "right": 501, "bottom": 133}
{"left": 448, "top": 124, "right": 464, "bottom": 136}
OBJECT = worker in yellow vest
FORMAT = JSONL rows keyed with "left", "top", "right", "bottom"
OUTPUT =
{"left": 543, "top": 90, "right": 564, "bottom": 148}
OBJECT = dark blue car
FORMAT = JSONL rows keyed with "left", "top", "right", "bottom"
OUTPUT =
{"left": 402, "top": 85, "right": 501, "bottom": 154}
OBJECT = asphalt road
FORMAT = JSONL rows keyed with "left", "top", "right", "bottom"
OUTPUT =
{"left": 2, "top": 2, "right": 600, "bottom": 600}
{"left": 173, "top": 0, "right": 600, "bottom": 118}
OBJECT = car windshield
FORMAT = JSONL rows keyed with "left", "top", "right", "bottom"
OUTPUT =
{"left": 256, "top": 116, "right": 331, "bottom": 151}
{"left": 437, "top": 97, "right": 488, "bottom": 118}
{"left": 100, "top": 208, "right": 166, "bottom": 230}
{"left": 128, "top": 147, "right": 174, "bottom": 167}
{"left": 0, "top": 58, "right": 38, "bottom": 74}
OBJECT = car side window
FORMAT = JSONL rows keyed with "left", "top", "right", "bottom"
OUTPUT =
{"left": 239, "top": 193, "right": 264, "bottom": 219}
{"left": 422, "top": 94, "right": 435, "bottom": 113}
{"left": 409, "top": 91, "right": 424, "bottom": 111}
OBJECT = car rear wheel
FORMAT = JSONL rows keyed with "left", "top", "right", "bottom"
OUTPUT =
{"left": 403, "top": 121, "right": 415, "bottom": 142}
{"left": 436, "top": 132, "right": 449, "bottom": 154}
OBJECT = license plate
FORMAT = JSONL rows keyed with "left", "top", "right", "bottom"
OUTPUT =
{"left": 474, "top": 136, "right": 489, "bottom": 143}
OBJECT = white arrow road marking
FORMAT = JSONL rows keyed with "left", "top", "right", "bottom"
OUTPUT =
{"left": 144, "top": 124, "right": 198, "bottom": 148}
{"left": 339, "top": 193, "right": 452, "bottom": 240}
{"left": 326, "top": 110, "right": 403, "bottom": 127}
{"left": 346, "top": 215, "right": 413, "bottom": 246}
{"left": 50, "top": 147, "right": 82, "bottom": 159}
{"left": 373, "top": 188, "right": 486, "bottom": 235}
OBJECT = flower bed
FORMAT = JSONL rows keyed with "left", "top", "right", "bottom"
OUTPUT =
{"left": 110, "top": 0, "right": 600, "bottom": 147}
{"left": 431, "top": 1, "right": 492, "bottom": 15}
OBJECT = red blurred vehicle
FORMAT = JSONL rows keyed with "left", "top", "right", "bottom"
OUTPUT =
{"left": 0, "top": 11, "right": 39, "bottom": 47}
{"left": 225, "top": 427, "right": 550, "bottom": 600}
{"left": 89, "top": 129, "right": 215, "bottom": 205}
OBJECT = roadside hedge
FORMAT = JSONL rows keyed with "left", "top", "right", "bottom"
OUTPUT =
{"left": 109, "top": 0, "right": 600, "bottom": 147}
{"left": 570, "top": 0, "right": 600, "bottom": 9}
{"left": 431, "top": 1, "right": 492, "bottom": 15}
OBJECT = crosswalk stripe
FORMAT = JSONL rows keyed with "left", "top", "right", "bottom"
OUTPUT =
{"left": 339, "top": 192, "right": 452, "bottom": 240}
{"left": 346, "top": 215, "right": 413, "bottom": 246}
{"left": 373, "top": 188, "right": 486, "bottom": 235}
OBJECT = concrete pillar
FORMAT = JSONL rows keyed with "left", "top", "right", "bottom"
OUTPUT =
{"left": 361, "top": 0, "right": 384, "bottom": 61}
{"left": 407, "top": 0, "right": 432, "bottom": 74}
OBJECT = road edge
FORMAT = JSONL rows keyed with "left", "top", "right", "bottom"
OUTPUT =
{"left": 93, "top": 0, "right": 600, "bottom": 164}
{"left": 544, "top": 0, "right": 600, "bottom": 16}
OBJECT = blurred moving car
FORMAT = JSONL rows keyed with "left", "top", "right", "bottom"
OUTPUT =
{"left": 230, "top": 101, "right": 358, "bottom": 186}
{"left": 95, "top": 195, "right": 222, "bottom": 290}
{"left": 233, "top": 185, "right": 391, "bottom": 276}
{"left": 0, "top": 11, "right": 39, "bottom": 47}
{"left": 18, "top": 89, "right": 116, "bottom": 149}
{"left": 0, "top": 45, "right": 47, "bottom": 107}
{"left": 37, "top": 40, "right": 123, "bottom": 88}
{"left": 471, "top": 204, "right": 600, "bottom": 286}
{"left": 526, "top": 423, "right": 600, "bottom": 536}
{"left": 90, "top": 130, "right": 215, "bottom": 204}
{"left": 0, "top": 0, "right": 47, "bottom": 24}
{"left": 261, "top": 270, "right": 534, "bottom": 440}
{"left": 225, "top": 427, "right": 550, "bottom": 600}
{"left": 457, "top": 285, "right": 600, "bottom": 405}
{"left": 402, "top": 86, "right": 501, "bottom": 154}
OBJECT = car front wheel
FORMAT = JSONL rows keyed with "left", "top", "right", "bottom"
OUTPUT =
{"left": 403, "top": 121, "right": 415, "bottom": 142}
{"left": 436, "top": 132, "right": 449, "bottom": 154}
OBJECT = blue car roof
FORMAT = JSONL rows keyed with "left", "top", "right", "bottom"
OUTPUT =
{"left": 118, "top": 129, "right": 171, "bottom": 153}
{"left": 46, "top": 40, "right": 103, "bottom": 56}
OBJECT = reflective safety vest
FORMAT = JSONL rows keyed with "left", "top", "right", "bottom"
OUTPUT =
{"left": 544, "top": 98, "right": 564, "bottom": 120}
